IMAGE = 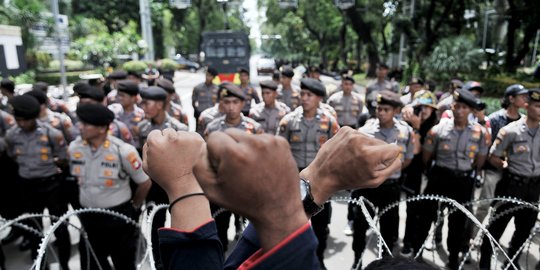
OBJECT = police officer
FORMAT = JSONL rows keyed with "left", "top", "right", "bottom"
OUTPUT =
{"left": 204, "top": 83, "right": 263, "bottom": 252}
{"left": 278, "top": 78, "right": 339, "bottom": 269}
{"left": 107, "top": 80, "right": 145, "bottom": 146}
{"left": 277, "top": 67, "right": 301, "bottom": 110}
{"left": 0, "top": 78, "right": 15, "bottom": 113}
{"left": 327, "top": 76, "right": 364, "bottom": 129}
{"left": 196, "top": 103, "right": 224, "bottom": 136}
{"left": 69, "top": 103, "right": 151, "bottom": 270}
{"left": 4, "top": 95, "right": 71, "bottom": 268}
{"left": 474, "top": 84, "right": 528, "bottom": 234}
{"left": 412, "top": 89, "right": 490, "bottom": 269}
{"left": 155, "top": 78, "right": 189, "bottom": 126}
{"left": 24, "top": 90, "right": 77, "bottom": 142}
{"left": 478, "top": 88, "right": 540, "bottom": 270}
{"left": 32, "top": 81, "right": 71, "bottom": 116}
{"left": 400, "top": 77, "right": 424, "bottom": 105}
{"left": 75, "top": 83, "right": 136, "bottom": 146}
{"left": 106, "top": 70, "right": 128, "bottom": 104}
{"left": 352, "top": 90, "right": 414, "bottom": 268}
{"left": 238, "top": 68, "right": 260, "bottom": 116}
{"left": 192, "top": 67, "right": 218, "bottom": 119}
{"left": 249, "top": 80, "right": 290, "bottom": 134}
{"left": 365, "top": 63, "right": 399, "bottom": 116}
{"left": 136, "top": 86, "right": 187, "bottom": 269}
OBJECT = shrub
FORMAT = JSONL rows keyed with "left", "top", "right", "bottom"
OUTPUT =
{"left": 122, "top": 60, "right": 148, "bottom": 73}
{"left": 158, "top": 58, "right": 178, "bottom": 71}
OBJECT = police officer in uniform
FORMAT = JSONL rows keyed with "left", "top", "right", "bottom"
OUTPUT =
{"left": 196, "top": 103, "right": 224, "bottom": 136}
{"left": 192, "top": 67, "right": 218, "bottom": 119}
{"left": 0, "top": 78, "right": 15, "bottom": 113}
{"left": 365, "top": 63, "right": 399, "bottom": 116}
{"left": 204, "top": 83, "right": 263, "bottom": 252}
{"left": 107, "top": 80, "right": 145, "bottom": 147}
{"left": 352, "top": 91, "right": 414, "bottom": 268}
{"left": 5, "top": 95, "right": 71, "bottom": 268}
{"left": 155, "top": 78, "right": 189, "bottom": 126}
{"left": 106, "top": 70, "right": 128, "bottom": 104}
{"left": 277, "top": 67, "right": 301, "bottom": 110}
{"left": 412, "top": 89, "right": 490, "bottom": 269}
{"left": 136, "top": 86, "right": 187, "bottom": 269}
{"left": 327, "top": 76, "right": 364, "bottom": 129}
{"left": 69, "top": 103, "right": 151, "bottom": 270}
{"left": 75, "top": 83, "right": 136, "bottom": 146}
{"left": 238, "top": 68, "right": 260, "bottom": 116}
{"left": 478, "top": 88, "right": 540, "bottom": 270}
{"left": 278, "top": 78, "right": 339, "bottom": 269}
{"left": 249, "top": 80, "right": 290, "bottom": 134}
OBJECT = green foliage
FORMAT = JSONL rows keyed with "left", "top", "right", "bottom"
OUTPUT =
{"left": 482, "top": 75, "right": 540, "bottom": 97}
{"left": 47, "top": 59, "right": 86, "bottom": 71}
{"left": 71, "top": 0, "right": 140, "bottom": 32}
{"left": 123, "top": 61, "right": 148, "bottom": 73}
{"left": 35, "top": 70, "right": 101, "bottom": 85}
{"left": 34, "top": 52, "right": 53, "bottom": 69}
{"left": 158, "top": 59, "right": 178, "bottom": 71}
{"left": 423, "top": 36, "right": 483, "bottom": 81}
{"left": 10, "top": 70, "right": 35, "bottom": 85}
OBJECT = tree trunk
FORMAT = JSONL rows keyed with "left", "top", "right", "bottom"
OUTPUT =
{"left": 338, "top": 21, "right": 347, "bottom": 70}
{"left": 504, "top": 0, "right": 518, "bottom": 72}
{"left": 345, "top": 7, "right": 380, "bottom": 77}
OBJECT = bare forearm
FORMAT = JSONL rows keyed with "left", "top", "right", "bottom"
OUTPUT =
{"left": 488, "top": 155, "right": 504, "bottom": 169}
{"left": 132, "top": 180, "right": 151, "bottom": 207}
{"left": 167, "top": 174, "right": 212, "bottom": 231}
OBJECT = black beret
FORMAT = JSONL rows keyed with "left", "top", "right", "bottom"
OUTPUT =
{"left": 76, "top": 84, "right": 105, "bottom": 102}
{"left": 453, "top": 88, "right": 482, "bottom": 109}
{"left": 376, "top": 90, "right": 403, "bottom": 108}
{"left": 24, "top": 90, "right": 48, "bottom": 105}
{"left": 32, "top": 81, "right": 49, "bottom": 92}
{"left": 127, "top": 70, "right": 142, "bottom": 79}
{"left": 377, "top": 63, "right": 389, "bottom": 69}
{"left": 73, "top": 81, "right": 90, "bottom": 93}
{"left": 155, "top": 78, "right": 175, "bottom": 94}
{"left": 140, "top": 86, "right": 168, "bottom": 101}
{"left": 108, "top": 70, "right": 128, "bottom": 80}
{"left": 238, "top": 67, "right": 249, "bottom": 74}
{"left": 117, "top": 80, "right": 139, "bottom": 96}
{"left": 218, "top": 83, "right": 245, "bottom": 100}
{"left": 9, "top": 95, "right": 41, "bottom": 119}
{"left": 528, "top": 88, "right": 540, "bottom": 102}
{"left": 281, "top": 67, "right": 294, "bottom": 78}
{"left": 300, "top": 78, "right": 326, "bottom": 97}
{"left": 1, "top": 78, "right": 15, "bottom": 92}
{"left": 309, "top": 66, "right": 320, "bottom": 73}
{"left": 408, "top": 77, "right": 424, "bottom": 85}
{"left": 259, "top": 80, "right": 278, "bottom": 91}
{"left": 463, "top": 81, "right": 484, "bottom": 93}
{"left": 76, "top": 103, "right": 114, "bottom": 126}
{"left": 207, "top": 67, "right": 218, "bottom": 76}
{"left": 342, "top": 75, "right": 355, "bottom": 84}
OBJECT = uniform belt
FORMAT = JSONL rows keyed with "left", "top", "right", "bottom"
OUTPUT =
{"left": 20, "top": 174, "right": 59, "bottom": 183}
{"left": 433, "top": 165, "right": 472, "bottom": 179}
{"left": 504, "top": 171, "right": 540, "bottom": 185}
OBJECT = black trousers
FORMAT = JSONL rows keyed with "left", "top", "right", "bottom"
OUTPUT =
{"left": 20, "top": 175, "right": 71, "bottom": 269}
{"left": 79, "top": 201, "right": 138, "bottom": 270}
{"left": 479, "top": 172, "right": 540, "bottom": 269}
{"left": 351, "top": 180, "right": 401, "bottom": 258}
{"left": 401, "top": 154, "right": 424, "bottom": 248}
{"left": 411, "top": 166, "right": 475, "bottom": 258}
{"left": 311, "top": 202, "right": 332, "bottom": 264}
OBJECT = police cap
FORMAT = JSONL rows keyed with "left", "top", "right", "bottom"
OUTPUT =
{"left": 281, "top": 67, "right": 294, "bottom": 78}
{"left": 9, "top": 95, "right": 40, "bottom": 119}
{"left": 463, "top": 81, "right": 484, "bottom": 93}
{"left": 376, "top": 90, "right": 403, "bottom": 108}
{"left": 155, "top": 78, "right": 175, "bottom": 94}
{"left": 207, "top": 67, "right": 218, "bottom": 77}
{"left": 453, "top": 88, "right": 482, "bottom": 109}
{"left": 24, "top": 90, "right": 48, "bottom": 105}
{"left": 32, "top": 81, "right": 49, "bottom": 92}
{"left": 528, "top": 88, "right": 540, "bottom": 103}
{"left": 1, "top": 78, "right": 15, "bottom": 93}
{"left": 259, "top": 80, "right": 278, "bottom": 91}
{"left": 218, "top": 83, "right": 245, "bottom": 100}
{"left": 76, "top": 103, "right": 114, "bottom": 126}
{"left": 75, "top": 83, "right": 105, "bottom": 102}
{"left": 108, "top": 70, "right": 128, "bottom": 80}
{"left": 140, "top": 86, "right": 168, "bottom": 101}
{"left": 504, "top": 84, "right": 528, "bottom": 97}
{"left": 117, "top": 80, "right": 139, "bottom": 96}
{"left": 300, "top": 78, "right": 326, "bottom": 97}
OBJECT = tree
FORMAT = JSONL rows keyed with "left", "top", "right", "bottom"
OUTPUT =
{"left": 503, "top": 0, "right": 540, "bottom": 72}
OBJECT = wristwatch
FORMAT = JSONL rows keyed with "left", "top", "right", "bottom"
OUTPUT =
{"left": 300, "top": 178, "right": 324, "bottom": 216}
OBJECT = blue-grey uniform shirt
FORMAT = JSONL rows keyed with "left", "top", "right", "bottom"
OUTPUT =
{"left": 249, "top": 101, "right": 290, "bottom": 134}
{"left": 490, "top": 117, "right": 540, "bottom": 177}
{"left": 278, "top": 108, "right": 339, "bottom": 169}
{"left": 423, "top": 118, "right": 490, "bottom": 171}
{"left": 0, "top": 110, "right": 15, "bottom": 153}
{"left": 196, "top": 104, "right": 224, "bottom": 135}
{"left": 359, "top": 118, "right": 415, "bottom": 179}
{"left": 204, "top": 115, "right": 263, "bottom": 137}
{"left": 192, "top": 82, "right": 218, "bottom": 113}
{"left": 69, "top": 136, "right": 149, "bottom": 208}
{"left": 327, "top": 91, "right": 364, "bottom": 126}
{"left": 277, "top": 86, "right": 301, "bottom": 110}
{"left": 137, "top": 114, "right": 188, "bottom": 150}
{"left": 5, "top": 121, "right": 67, "bottom": 179}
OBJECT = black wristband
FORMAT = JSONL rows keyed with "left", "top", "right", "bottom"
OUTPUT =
{"left": 168, "top": 192, "right": 206, "bottom": 213}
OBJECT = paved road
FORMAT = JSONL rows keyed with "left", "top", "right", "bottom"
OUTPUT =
{"left": 3, "top": 69, "right": 539, "bottom": 270}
